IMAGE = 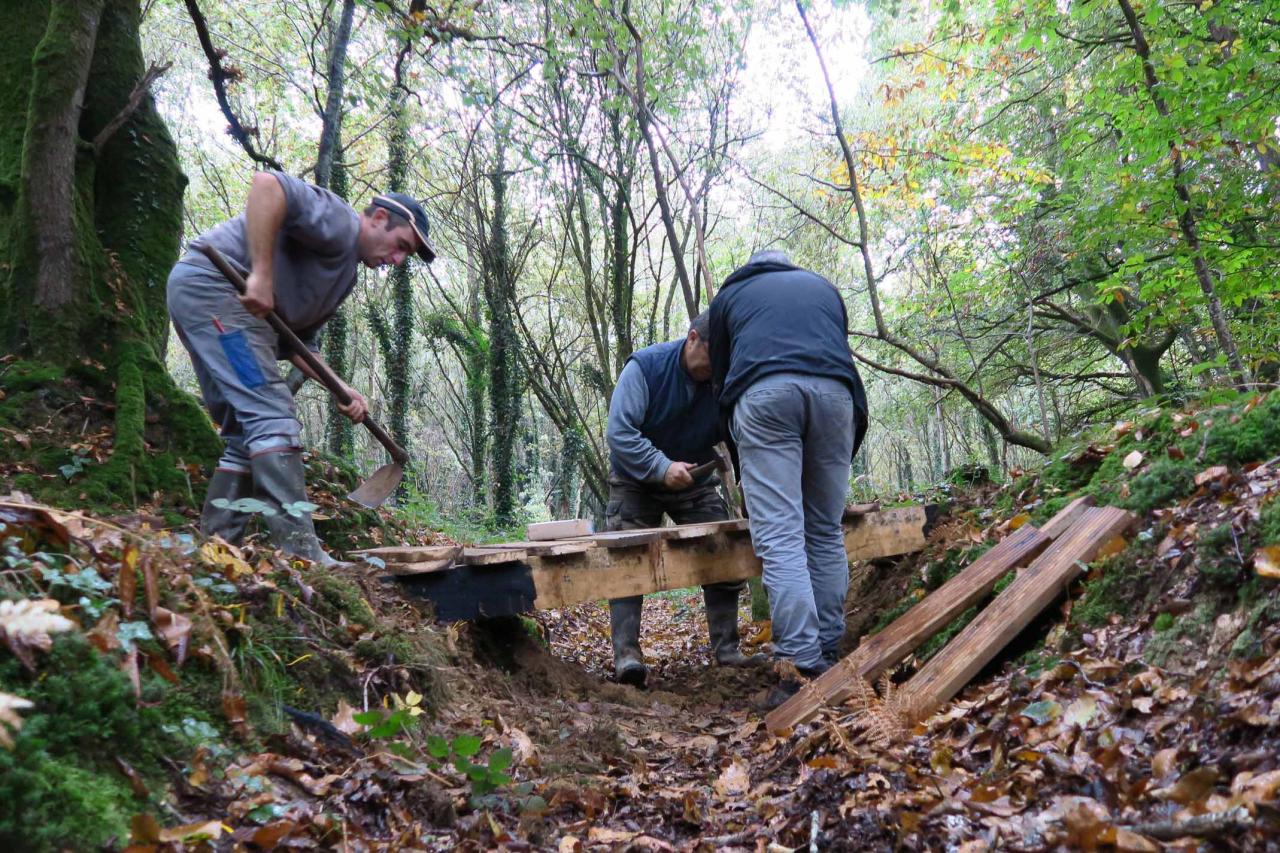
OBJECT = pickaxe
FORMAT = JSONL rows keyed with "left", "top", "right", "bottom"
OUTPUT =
{"left": 196, "top": 243, "right": 409, "bottom": 508}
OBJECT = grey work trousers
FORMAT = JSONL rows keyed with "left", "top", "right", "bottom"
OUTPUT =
{"left": 731, "top": 372, "right": 854, "bottom": 670}
{"left": 166, "top": 262, "right": 301, "bottom": 472}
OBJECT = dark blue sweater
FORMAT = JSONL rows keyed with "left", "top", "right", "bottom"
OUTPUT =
{"left": 708, "top": 259, "right": 868, "bottom": 457}
{"left": 607, "top": 340, "right": 719, "bottom": 483}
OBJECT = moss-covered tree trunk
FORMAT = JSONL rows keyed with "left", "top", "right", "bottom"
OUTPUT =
{"left": 483, "top": 141, "right": 521, "bottom": 527}
{"left": 0, "top": 0, "right": 219, "bottom": 501}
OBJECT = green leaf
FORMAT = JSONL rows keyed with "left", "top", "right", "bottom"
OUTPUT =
{"left": 451, "top": 734, "right": 482, "bottom": 757}
{"left": 488, "top": 747, "right": 513, "bottom": 773}
{"left": 426, "top": 734, "right": 449, "bottom": 759}
{"left": 1019, "top": 700, "right": 1063, "bottom": 726}
{"left": 353, "top": 710, "right": 383, "bottom": 726}
{"left": 116, "top": 621, "right": 154, "bottom": 652}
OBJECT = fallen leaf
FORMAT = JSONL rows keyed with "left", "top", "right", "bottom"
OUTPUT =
{"left": 714, "top": 758, "right": 750, "bottom": 798}
{"left": 1113, "top": 828, "right": 1159, "bottom": 852}
{"left": 558, "top": 837, "right": 583, "bottom": 853}
{"left": 1123, "top": 450, "right": 1144, "bottom": 470}
{"left": 222, "top": 691, "right": 248, "bottom": 736}
{"left": 1019, "top": 700, "right": 1062, "bottom": 726}
{"left": 1151, "top": 748, "right": 1179, "bottom": 779}
{"left": 1253, "top": 545, "right": 1280, "bottom": 579}
{"left": 1152, "top": 766, "right": 1218, "bottom": 805}
{"left": 0, "top": 692, "right": 34, "bottom": 749}
{"left": 1095, "top": 535, "right": 1128, "bottom": 559}
{"left": 331, "top": 699, "right": 361, "bottom": 735}
{"left": 1063, "top": 695, "right": 1098, "bottom": 728}
{"left": 1, "top": 598, "right": 76, "bottom": 669}
{"left": 1195, "top": 465, "right": 1230, "bottom": 486}
{"left": 152, "top": 607, "right": 192, "bottom": 665}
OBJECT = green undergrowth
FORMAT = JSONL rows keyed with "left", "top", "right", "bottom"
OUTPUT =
{"left": 0, "top": 636, "right": 192, "bottom": 850}
{"left": 871, "top": 390, "right": 1280, "bottom": 682}
{"left": 1, "top": 555, "right": 449, "bottom": 849}
{"left": 0, "top": 359, "right": 216, "bottom": 512}
{"left": 1029, "top": 389, "right": 1280, "bottom": 518}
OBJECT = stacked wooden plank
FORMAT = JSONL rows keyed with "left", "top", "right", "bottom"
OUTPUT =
{"left": 765, "top": 495, "right": 1136, "bottom": 734}
{"left": 357, "top": 506, "right": 931, "bottom": 621}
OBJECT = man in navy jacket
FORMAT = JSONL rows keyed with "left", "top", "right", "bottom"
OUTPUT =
{"left": 707, "top": 250, "right": 868, "bottom": 707}
{"left": 604, "top": 312, "right": 759, "bottom": 686}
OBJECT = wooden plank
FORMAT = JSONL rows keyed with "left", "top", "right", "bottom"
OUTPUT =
{"left": 898, "top": 505, "right": 1136, "bottom": 722}
{"left": 530, "top": 531, "right": 759, "bottom": 609}
{"left": 766, "top": 523, "right": 1052, "bottom": 733}
{"left": 843, "top": 502, "right": 881, "bottom": 519}
{"left": 385, "top": 558, "right": 455, "bottom": 576}
{"left": 1039, "top": 495, "right": 1096, "bottom": 541}
{"left": 588, "top": 529, "right": 668, "bottom": 549}
{"left": 667, "top": 520, "right": 746, "bottom": 540}
{"left": 459, "top": 546, "right": 529, "bottom": 566}
{"left": 351, "top": 544, "right": 459, "bottom": 562}
{"left": 397, "top": 508, "right": 932, "bottom": 617}
{"left": 844, "top": 506, "right": 929, "bottom": 561}
{"left": 526, "top": 519, "right": 594, "bottom": 541}
{"left": 495, "top": 540, "right": 597, "bottom": 557}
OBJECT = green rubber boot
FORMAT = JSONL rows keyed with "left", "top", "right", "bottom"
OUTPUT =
{"left": 609, "top": 596, "right": 648, "bottom": 687}
{"left": 200, "top": 468, "right": 254, "bottom": 544}
{"left": 249, "top": 450, "right": 336, "bottom": 566}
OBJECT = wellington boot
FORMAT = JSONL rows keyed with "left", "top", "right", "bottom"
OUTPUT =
{"left": 200, "top": 468, "right": 254, "bottom": 544}
{"left": 610, "top": 596, "right": 647, "bottom": 687}
{"left": 705, "top": 585, "right": 764, "bottom": 667}
{"left": 249, "top": 450, "right": 337, "bottom": 566}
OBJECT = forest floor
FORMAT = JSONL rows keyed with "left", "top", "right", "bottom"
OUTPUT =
{"left": 2, "top": 385, "right": 1280, "bottom": 850}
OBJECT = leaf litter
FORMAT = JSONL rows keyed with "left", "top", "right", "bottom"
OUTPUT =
{"left": 0, "top": 399, "right": 1279, "bottom": 849}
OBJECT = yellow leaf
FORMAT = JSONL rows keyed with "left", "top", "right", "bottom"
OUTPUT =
{"left": 1095, "top": 535, "right": 1128, "bottom": 559}
{"left": 1254, "top": 545, "right": 1280, "bottom": 579}
{"left": 1008, "top": 512, "right": 1031, "bottom": 531}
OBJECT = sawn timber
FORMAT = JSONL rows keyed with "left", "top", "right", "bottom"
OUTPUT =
{"left": 386, "top": 506, "right": 932, "bottom": 621}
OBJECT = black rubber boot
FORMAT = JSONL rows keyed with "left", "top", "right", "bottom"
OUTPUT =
{"left": 200, "top": 468, "right": 254, "bottom": 544}
{"left": 762, "top": 661, "right": 830, "bottom": 711}
{"left": 609, "top": 596, "right": 647, "bottom": 687}
{"left": 704, "top": 583, "right": 764, "bottom": 667}
{"left": 249, "top": 450, "right": 336, "bottom": 566}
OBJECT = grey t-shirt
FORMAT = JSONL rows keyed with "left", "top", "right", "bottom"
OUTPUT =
{"left": 180, "top": 171, "right": 360, "bottom": 347}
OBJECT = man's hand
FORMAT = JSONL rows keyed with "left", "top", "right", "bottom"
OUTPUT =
{"left": 663, "top": 461, "right": 695, "bottom": 491}
{"left": 337, "top": 384, "right": 368, "bottom": 423}
{"left": 240, "top": 269, "right": 275, "bottom": 317}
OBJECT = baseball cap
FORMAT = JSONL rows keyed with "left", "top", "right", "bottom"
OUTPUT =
{"left": 370, "top": 192, "right": 437, "bottom": 263}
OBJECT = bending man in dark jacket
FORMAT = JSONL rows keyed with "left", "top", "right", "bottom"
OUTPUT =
{"left": 707, "top": 250, "right": 868, "bottom": 707}
{"left": 604, "top": 312, "right": 759, "bottom": 686}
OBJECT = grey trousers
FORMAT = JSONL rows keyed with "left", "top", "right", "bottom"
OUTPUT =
{"left": 731, "top": 372, "right": 854, "bottom": 670}
{"left": 166, "top": 262, "right": 301, "bottom": 472}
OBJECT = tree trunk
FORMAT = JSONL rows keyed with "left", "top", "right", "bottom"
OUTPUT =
{"left": 484, "top": 141, "right": 521, "bottom": 526}
{"left": 0, "top": 0, "right": 220, "bottom": 502}
{"left": 384, "top": 83, "right": 413, "bottom": 462}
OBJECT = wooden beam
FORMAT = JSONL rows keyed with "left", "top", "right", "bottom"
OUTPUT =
{"left": 844, "top": 506, "right": 929, "bottom": 561}
{"left": 766, "top": 523, "right": 1052, "bottom": 733}
{"left": 394, "top": 507, "right": 930, "bottom": 618}
{"left": 1039, "top": 495, "right": 1096, "bottom": 541}
{"left": 898, "top": 505, "right": 1136, "bottom": 722}
{"left": 526, "top": 519, "right": 594, "bottom": 541}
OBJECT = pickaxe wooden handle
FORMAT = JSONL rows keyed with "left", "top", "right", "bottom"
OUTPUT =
{"left": 196, "top": 243, "right": 410, "bottom": 466}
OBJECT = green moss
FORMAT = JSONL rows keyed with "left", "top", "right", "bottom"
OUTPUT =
{"left": 1153, "top": 612, "right": 1175, "bottom": 632}
{"left": 1197, "top": 523, "right": 1248, "bottom": 586}
{"left": 1123, "top": 458, "right": 1196, "bottom": 515}
{"left": 0, "top": 635, "right": 188, "bottom": 850}
{"left": 1202, "top": 394, "right": 1280, "bottom": 468}
{"left": 0, "top": 360, "right": 63, "bottom": 393}
{"left": 1071, "top": 552, "right": 1154, "bottom": 627}
{"left": 1258, "top": 498, "right": 1280, "bottom": 547}
{"left": 310, "top": 569, "right": 377, "bottom": 629}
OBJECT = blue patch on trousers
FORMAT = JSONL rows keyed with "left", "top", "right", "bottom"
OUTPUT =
{"left": 218, "top": 329, "right": 267, "bottom": 389}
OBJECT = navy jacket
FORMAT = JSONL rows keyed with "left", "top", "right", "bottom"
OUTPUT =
{"left": 708, "top": 259, "right": 868, "bottom": 459}
{"left": 607, "top": 339, "right": 720, "bottom": 484}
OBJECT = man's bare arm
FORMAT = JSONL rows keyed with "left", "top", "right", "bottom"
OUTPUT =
{"left": 241, "top": 172, "right": 287, "bottom": 316}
